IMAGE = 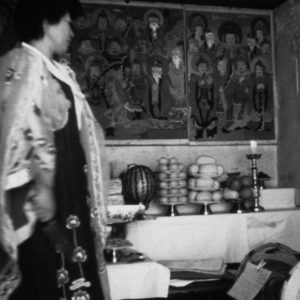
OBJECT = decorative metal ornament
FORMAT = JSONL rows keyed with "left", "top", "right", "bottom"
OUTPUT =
{"left": 72, "top": 246, "right": 88, "bottom": 263}
{"left": 66, "top": 215, "right": 81, "bottom": 229}
{"left": 70, "top": 278, "right": 91, "bottom": 291}
{"left": 57, "top": 268, "right": 70, "bottom": 287}
{"left": 72, "top": 289, "right": 90, "bottom": 300}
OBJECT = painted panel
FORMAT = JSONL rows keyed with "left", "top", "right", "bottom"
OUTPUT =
{"left": 68, "top": 2, "right": 276, "bottom": 142}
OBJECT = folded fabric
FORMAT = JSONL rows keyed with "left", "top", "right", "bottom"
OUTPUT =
{"left": 170, "top": 269, "right": 225, "bottom": 280}
{"left": 159, "top": 258, "right": 226, "bottom": 273}
{"left": 108, "top": 179, "right": 123, "bottom": 195}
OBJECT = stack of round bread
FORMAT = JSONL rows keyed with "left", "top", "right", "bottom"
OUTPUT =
{"left": 156, "top": 156, "right": 188, "bottom": 205}
{"left": 187, "top": 155, "right": 226, "bottom": 204}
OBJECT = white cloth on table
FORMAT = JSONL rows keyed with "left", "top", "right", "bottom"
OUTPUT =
{"left": 107, "top": 261, "right": 170, "bottom": 300}
{"left": 247, "top": 209, "right": 300, "bottom": 250}
{"left": 126, "top": 210, "right": 300, "bottom": 264}
{"left": 126, "top": 214, "right": 249, "bottom": 263}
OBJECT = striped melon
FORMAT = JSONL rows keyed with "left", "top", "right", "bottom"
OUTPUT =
{"left": 121, "top": 164, "right": 156, "bottom": 209}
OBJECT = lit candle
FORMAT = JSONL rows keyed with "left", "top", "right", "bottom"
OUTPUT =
{"left": 250, "top": 140, "right": 257, "bottom": 154}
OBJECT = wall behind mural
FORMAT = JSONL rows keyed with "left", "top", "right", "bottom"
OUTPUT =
{"left": 0, "top": 1, "right": 17, "bottom": 56}
{"left": 69, "top": 2, "right": 276, "bottom": 142}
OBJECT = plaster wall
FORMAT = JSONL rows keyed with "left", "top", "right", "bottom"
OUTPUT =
{"left": 275, "top": 0, "right": 300, "bottom": 188}
{"left": 107, "top": 143, "right": 278, "bottom": 186}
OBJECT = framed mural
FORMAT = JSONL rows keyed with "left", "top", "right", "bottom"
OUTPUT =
{"left": 185, "top": 8, "right": 275, "bottom": 142}
{"left": 69, "top": 1, "right": 276, "bottom": 142}
{"left": 70, "top": 2, "right": 187, "bottom": 140}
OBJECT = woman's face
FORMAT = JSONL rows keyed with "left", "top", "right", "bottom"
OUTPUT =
{"left": 46, "top": 13, "right": 74, "bottom": 55}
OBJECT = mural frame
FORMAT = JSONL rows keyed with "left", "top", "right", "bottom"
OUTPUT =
{"left": 73, "top": 1, "right": 277, "bottom": 145}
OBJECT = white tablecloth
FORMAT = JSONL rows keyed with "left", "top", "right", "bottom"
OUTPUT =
{"left": 107, "top": 261, "right": 170, "bottom": 300}
{"left": 126, "top": 209, "right": 300, "bottom": 263}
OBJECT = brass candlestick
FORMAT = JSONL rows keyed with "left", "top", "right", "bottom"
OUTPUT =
{"left": 246, "top": 154, "right": 264, "bottom": 212}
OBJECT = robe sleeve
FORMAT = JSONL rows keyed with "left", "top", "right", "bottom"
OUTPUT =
{"left": 0, "top": 48, "right": 57, "bottom": 192}
{"left": 0, "top": 49, "right": 34, "bottom": 190}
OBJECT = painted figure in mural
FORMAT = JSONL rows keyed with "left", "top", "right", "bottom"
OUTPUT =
{"left": 147, "top": 57, "right": 174, "bottom": 119}
{"left": 217, "top": 21, "right": 243, "bottom": 70}
{"left": 78, "top": 37, "right": 96, "bottom": 57}
{"left": 251, "top": 17, "right": 269, "bottom": 49}
{"left": 250, "top": 59, "right": 273, "bottom": 130}
{"left": 86, "top": 64, "right": 103, "bottom": 101}
{"left": 244, "top": 33, "right": 260, "bottom": 63}
{"left": 132, "top": 38, "right": 152, "bottom": 60}
{"left": 128, "top": 15, "right": 147, "bottom": 40}
{"left": 103, "top": 37, "right": 128, "bottom": 64}
{"left": 261, "top": 39, "right": 271, "bottom": 56}
{"left": 187, "top": 38, "right": 200, "bottom": 80}
{"left": 260, "top": 40, "right": 272, "bottom": 71}
{"left": 0, "top": 0, "right": 111, "bottom": 300}
{"left": 168, "top": 45, "right": 186, "bottom": 107}
{"left": 193, "top": 25, "right": 205, "bottom": 50}
{"left": 124, "top": 60, "right": 149, "bottom": 119}
{"left": 100, "top": 36, "right": 131, "bottom": 103}
{"left": 214, "top": 56, "right": 231, "bottom": 131}
{"left": 81, "top": 60, "right": 110, "bottom": 106}
{"left": 104, "top": 76, "right": 127, "bottom": 129}
{"left": 94, "top": 11, "right": 110, "bottom": 53}
{"left": 74, "top": 15, "right": 91, "bottom": 31}
{"left": 202, "top": 29, "right": 219, "bottom": 59}
{"left": 189, "top": 55, "right": 217, "bottom": 139}
{"left": 112, "top": 10, "right": 130, "bottom": 38}
{"left": 73, "top": 37, "right": 97, "bottom": 75}
{"left": 224, "top": 56, "right": 252, "bottom": 131}
{"left": 187, "top": 13, "right": 207, "bottom": 51}
{"left": 103, "top": 75, "right": 148, "bottom": 137}
{"left": 145, "top": 9, "right": 162, "bottom": 41}
{"left": 144, "top": 8, "right": 165, "bottom": 55}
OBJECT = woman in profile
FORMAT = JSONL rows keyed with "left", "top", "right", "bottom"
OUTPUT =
{"left": 0, "top": 0, "right": 110, "bottom": 299}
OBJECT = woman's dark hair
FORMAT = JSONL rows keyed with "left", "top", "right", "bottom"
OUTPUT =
{"left": 14, "top": 0, "right": 82, "bottom": 42}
